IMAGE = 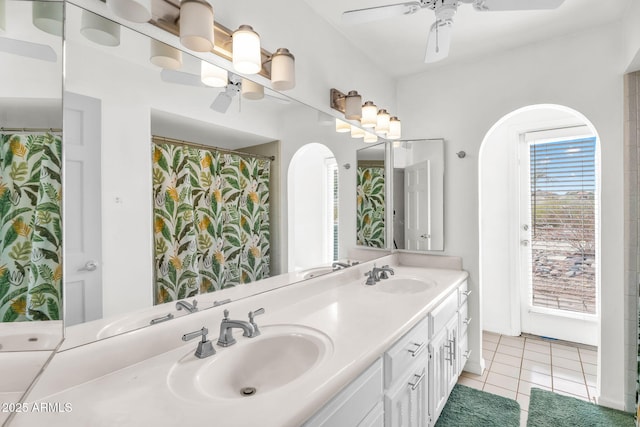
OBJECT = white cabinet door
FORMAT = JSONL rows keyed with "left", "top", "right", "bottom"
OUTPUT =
{"left": 429, "top": 327, "right": 448, "bottom": 422}
{"left": 385, "top": 363, "right": 429, "bottom": 427}
{"left": 444, "top": 314, "right": 459, "bottom": 394}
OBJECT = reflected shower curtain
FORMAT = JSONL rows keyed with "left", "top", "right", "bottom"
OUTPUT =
{"left": 0, "top": 133, "right": 62, "bottom": 322}
{"left": 356, "top": 166, "right": 385, "bottom": 248}
{"left": 152, "top": 142, "right": 270, "bottom": 304}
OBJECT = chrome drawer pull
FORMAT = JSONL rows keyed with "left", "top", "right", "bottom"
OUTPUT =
{"left": 408, "top": 369, "right": 426, "bottom": 390}
{"left": 463, "top": 317, "right": 472, "bottom": 325}
{"left": 408, "top": 341, "right": 427, "bottom": 358}
{"left": 462, "top": 290, "right": 472, "bottom": 297}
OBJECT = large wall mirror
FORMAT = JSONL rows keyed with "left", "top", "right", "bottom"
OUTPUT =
{"left": 392, "top": 139, "right": 444, "bottom": 251}
{"left": 62, "top": 2, "right": 379, "bottom": 348}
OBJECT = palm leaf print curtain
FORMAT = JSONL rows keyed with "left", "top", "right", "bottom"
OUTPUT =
{"left": 0, "top": 133, "right": 62, "bottom": 322}
{"left": 356, "top": 166, "right": 385, "bottom": 248}
{"left": 152, "top": 142, "right": 270, "bottom": 304}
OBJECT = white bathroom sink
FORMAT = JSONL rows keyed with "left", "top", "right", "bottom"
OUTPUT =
{"left": 97, "top": 311, "right": 184, "bottom": 339}
{"left": 168, "top": 325, "right": 333, "bottom": 401}
{"left": 373, "top": 276, "right": 437, "bottom": 294}
{"left": 0, "top": 331, "right": 61, "bottom": 351}
{"left": 301, "top": 267, "right": 334, "bottom": 279}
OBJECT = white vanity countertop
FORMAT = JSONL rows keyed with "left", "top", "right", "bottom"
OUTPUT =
{"left": 11, "top": 256, "right": 468, "bottom": 427}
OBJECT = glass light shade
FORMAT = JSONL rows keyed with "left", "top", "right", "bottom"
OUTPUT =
{"left": 335, "top": 119, "right": 350, "bottom": 133}
{"left": 271, "top": 48, "right": 295, "bottom": 90}
{"left": 375, "top": 109, "right": 390, "bottom": 135}
{"left": 106, "top": 0, "right": 151, "bottom": 23}
{"left": 232, "top": 25, "right": 261, "bottom": 75}
{"left": 32, "top": 2, "right": 63, "bottom": 36}
{"left": 80, "top": 10, "right": 120, "bottom": 47}
{"left": 363, "top": 131, "right": 378, "bottom": 143}
{"left": 179, "top": 0, "right": 214, "bottom": 52}
{"left": 201, "top": 61, "right": 228, "bottom": 87}
{"left": 351, "top": 125, "right": 365, "bottom": 139}
{"left": 361, "top": 101, "right": 377, "bottom": 128}
{"left": 150, "top": 39, "right": 183, "bottom": 70}
{"left": 242, "top": 78, "right": 264, "bottom": 100}
{"left": 388, "top": 117, "right": 401, "bottom": 140}
{"left": 345, "top": 91, "right": 362, "bottom": 120}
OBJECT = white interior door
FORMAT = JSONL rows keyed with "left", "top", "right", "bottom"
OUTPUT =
{"left": 64, "top": 92, "right": 102, "bottom": 326}
{"left": 404, "top": 160, "right": 431, "bottom": 251}
{"left": 518, "top": 130, "right": 598, "bottom": 345}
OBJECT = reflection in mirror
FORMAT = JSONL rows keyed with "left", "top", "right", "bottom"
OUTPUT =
{"left": 392, "top": 139, "right": 444, "bottom": 251}
{"left": 0, "top": 0, "right": 63, "bottom": 351}
{"left": 356, "top": 142, "right": 386, "bottom": 249}
{"left": 62, "top": 4, "right": 381, "bottom": 347}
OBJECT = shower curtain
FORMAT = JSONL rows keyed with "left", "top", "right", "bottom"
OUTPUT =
{"left": 0, "top": 133, "right": 63, "bottom": 322}
{"left": 356, "top": 165, "right": 385, "bottom": 248}
{"left": 152, "top": 142, "right": 271, "bottom": 304}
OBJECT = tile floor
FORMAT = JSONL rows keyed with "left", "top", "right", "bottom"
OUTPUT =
{"left": 457, "top": 331, "right": 598, "bottom": 426}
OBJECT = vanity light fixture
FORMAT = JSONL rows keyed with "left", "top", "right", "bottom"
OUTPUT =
{"left": 335, "top": 118, "right": 350, "bottom": 133}
{"left": 345, "top": 91, "right": 362, "bottom": 120}
{"left": 179, "top": 0, "right": 214, "bottom": 52}
{"left": 363, "top": 131, "right": 378, "bottom": 143}
{"left": 361, "top": 101, "right": 378, "bottom": 128}
{"left": 150, "top": 39, "right": 183, "bottom": 69}
{"left": 351, "top": 125, "right": 365, "bottom": 139}
{"left": 201, "top": 61, "right": 228, "bottom": 87}
{"left": 387, "top": 116, "right": 401, "bottom": 140}
{"left": 232, "top": 25, "right": 261, "bottom": 75}
{"left": 80, "top": 10, "right": 121, "bottom": 47}
{"left": 32, "top": 1, "right": 63, "bottom": 36}
{"left": 241, "top": 78, "right": 264, "bottom": 100}
{"left": 375, "top": 109, "right": 390, "bottom": 135}
{"left": 106, "top": 0, "right": 151, "bottom": 23}
{"left": 270, "top": 48, "right": 295, "bottom": 90}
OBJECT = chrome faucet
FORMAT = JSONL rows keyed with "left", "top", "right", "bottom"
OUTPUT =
{"left": 248, "top": 308, "right": 265, "bottom": 336}
{"left": 375, "top": 265, "right": 395, "bottom": 280}
{"left": 182, "top": 327, "right": 215, "bottom": 358}
{"left": 332, "top": 261, "right": 350, "bottom": 270}
{"left": 176, "top": 299, "right": 198, "bottom": 313}
{"left": 217, "top": 309, "right": 255, "bottom": 347}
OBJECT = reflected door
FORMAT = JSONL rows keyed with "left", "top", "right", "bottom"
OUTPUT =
{"left": 405, "top": 160, "right": 431, "bottom": 251}
{"left": 64, "top": 92, "right": 103, "bottom": 325}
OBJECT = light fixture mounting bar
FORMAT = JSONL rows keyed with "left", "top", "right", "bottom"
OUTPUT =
{"left": 330, "top": 88, "right": 347, "bottom": 114}
{"left": 148, "top": 0, "right": 273, "bottom": 79}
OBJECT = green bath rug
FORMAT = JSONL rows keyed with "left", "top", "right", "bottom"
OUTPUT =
{"left": 527, "top": 388, "right": 634, "bottom": 427}
{"left": 435, "top": 384, "right": 520, "bottom": 427}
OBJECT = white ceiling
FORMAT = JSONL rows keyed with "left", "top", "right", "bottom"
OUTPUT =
{"left": 303, "top": 0, "right": 632, "bottom": 77}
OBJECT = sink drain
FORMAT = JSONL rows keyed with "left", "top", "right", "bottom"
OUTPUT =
{"left": 240, "top": 387, "right": 257, "bottom": 397}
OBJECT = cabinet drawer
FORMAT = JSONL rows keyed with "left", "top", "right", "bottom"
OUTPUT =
{"left": 384, "top": 317, "right": 429, "bottom": 388}
{"left": 459, "top": 303, "right": 470, "bottom": 337}
{"left": 458, "top": 280, "right": 471, "bottom": 306}
{"left": 430, "top": 291, "right": 458, "bottom": 337}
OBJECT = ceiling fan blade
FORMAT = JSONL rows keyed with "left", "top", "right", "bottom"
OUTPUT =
{"left": 342, "top": 1, "right": 422, "bottom": 25}
{"left": 0, "top": 37, "right": 56, "bottom": 62}
{"left": 424, "top": 20, "right": 452, "bottom": 64}
{"left": 210, "top": 92, "right": 233, "bottom": 113}
{"left": 160, "top": 69, "right": 205, "bottom": 87}
{"left": 473, "top": 0, "right": 564, "bottom": 11}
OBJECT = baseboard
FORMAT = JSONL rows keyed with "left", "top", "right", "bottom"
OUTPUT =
{"left": 596, "top": 395, "right": 627, "bottom": 412}
{"left": 463, "top": 357, "right": 485, "bottom": 376}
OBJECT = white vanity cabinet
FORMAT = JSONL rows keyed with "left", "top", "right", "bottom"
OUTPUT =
{"left": 383, "top": 317, "right": 430, "bottom": 427}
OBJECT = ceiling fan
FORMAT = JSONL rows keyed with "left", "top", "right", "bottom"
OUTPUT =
{"left": 160, "top": 69, "right": 291, "bottom": 113}
{"left": 342, "top": 0, "right": 565, "bottom": 63}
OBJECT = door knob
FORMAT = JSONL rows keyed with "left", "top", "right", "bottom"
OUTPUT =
{"left": 420, "top": 234, "right": 430, "bottom": 239}
{"left": 78, "top": 261, "right": 98, "bottom": 272}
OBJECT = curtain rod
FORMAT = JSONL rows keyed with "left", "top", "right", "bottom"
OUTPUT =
{"left": 152, "top": 135, "right": 275, "bottom": 162}
{"left": 1, "top": 127, "right": 62, "bottom": 134}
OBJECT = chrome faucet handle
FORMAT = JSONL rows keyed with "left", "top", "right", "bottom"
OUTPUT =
{"left": 364, "top": 271, "right": 377, "bottom": 286}
{"left": 182, "top": 327, "right": 216, "bottom": 358}
{"left": 248, "top": 308, "right": 265, "bottom": 337}
{"left": 223, "top": 309, "right": 230, "bottom": 319}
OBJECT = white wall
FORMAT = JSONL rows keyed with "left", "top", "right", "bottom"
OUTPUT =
{"left": 398, "top": 23, "right": 627, "bottom": 409}
{"left": 623, "top": 0, "right": 640, "bottom": 72}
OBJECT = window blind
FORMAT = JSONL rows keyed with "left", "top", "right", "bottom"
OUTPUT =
{"left": 528, "top": 137, "right": 597, "bottom": 315}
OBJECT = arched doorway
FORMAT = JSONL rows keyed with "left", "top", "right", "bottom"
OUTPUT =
{"left": 287, "top": 143, "right": 338, "bottom": 271}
